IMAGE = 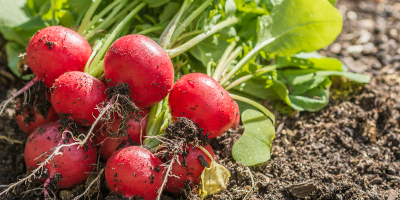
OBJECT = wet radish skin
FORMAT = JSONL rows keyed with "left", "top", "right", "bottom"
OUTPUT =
{"left": 105, "top": 146, "right": 164, "bottom": 199}
{"left": 51, "top": 71, "right": 107, "bottom": 126}
{"left": 94, "top": 109, "right": 149, "bottom": 161}
{"left": 231, "top": 100, "right": 240, "bottom": 129}
{"left": 26, "top": 26, "right": 92, "bottom": 88}
{"left": 169, "top": 73, "right": 236, "bottom": 138}
{"left": 165, "top": 144, "right": 215, "bottom": 194}
{"left": 24, "top": 121, "right": 97, "bottom": 188}
{"left": 104, "top": 34, "right": 174, "bottom": 108}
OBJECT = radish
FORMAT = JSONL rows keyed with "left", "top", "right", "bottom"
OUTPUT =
{"left": 51, "top": 71, "right": 107, "bottom": 126}
{"left": 231, "top": 100, "right": 240, "bottom": 129}
{"left": 165, "top": 144, "right": 215, "bottom": 194}
{"left": 105, "top": 146, "right": 164, "bottom": 199}
{"left": 24, "top": 121, "right": 97, "bottom": 189}
{"left": 169, "top": 73, "right": 236, "bottom": 138}
{"left": 0, "top": 26, "right": 92, "bottom": 116}
{"left": 104, "top": 34, "right": 174, "bottom": 108}
{"left": 26, "top": 26, "right": 92, "bottom": 88}
{"left": 15, "top": 82, "right": 58, "bottom": 134}
{"left": 94, "top": 109, "right": 149, "bottom": 161}
{"left": 15, "top": 99, "right": 58, "bottom": 134}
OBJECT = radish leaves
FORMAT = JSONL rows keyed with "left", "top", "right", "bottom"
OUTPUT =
{"left": 232, "top": 109, "right": 275, "bottom": 166}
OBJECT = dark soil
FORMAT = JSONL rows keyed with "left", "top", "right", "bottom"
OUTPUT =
{"left": 1, "top": 0, "right": 400, "bottom": 199}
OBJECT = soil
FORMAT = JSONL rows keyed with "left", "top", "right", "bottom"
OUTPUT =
{"left": 1, "top": 0, "right": 400, "bottom": 199}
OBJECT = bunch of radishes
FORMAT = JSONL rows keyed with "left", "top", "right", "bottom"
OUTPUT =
{"left": 0, "top": 23, "right": 240, "bottom": 199}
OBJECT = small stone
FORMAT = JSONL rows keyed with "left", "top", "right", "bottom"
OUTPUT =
{"left": 342, "top": 57, "right": 368, "bottom": 73}
{"left": 357, "top": 30, "right": 372, "bottom": 44}
{"left": 347, "top": 11, "right": 357, "bottom": 20}
{"left": 312, "top": 143, "right": 325, "bottom": 150}
{"left": 358, "top": 19, "right": 375, "bottom": 30}
{"left": 346, "top": 45, "right": 364, "bottom": 53}
{"left": 363, "top": 43, "right": 377, "bottom": 54}
{"left": 330, "top": 43, "right": 342, "bottom": 54}
{"left": 255, "top": 172, "right": 270, "bottom": 187}
{"left": 286, "top": 181, "right": 317, "bottom": 198}
{"left": 386, "top": 189, "right": 398, "bottom": 200}
{"left": 394, "top": 3, "right": 400, "bottom": 11}
{"left": 389, "top": 29, "right": 398, "bottom": 38}
{"left": 369, "top": 177, "right": 382, "bottom": 185}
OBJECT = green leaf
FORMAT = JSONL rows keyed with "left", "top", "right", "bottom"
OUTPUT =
{"left": 5, "top": 42, "right": 34, "bottom": 80}
{"left": 265, "top": 0, "right": 283, "bottom": 12}
{"left": 288, "top": 77, "right": 331, "bottom": 111}
{"left": 144, "top": 0, "right": 170, "bottom": 7}
{"left": 159, "top": 2, "right": 181, "bottom": 23}
{"left": 258, "top": 0, "right": 343, "bottom": 57}
{"left": 189, "top": 34, "right": 230, "bottom": 67}
{"left": 278, "top": 69, "right": 370, "bottom": 95}
{"left": 224, "top": 0, "right": 237, "bottom": 17}
{"left": 327, "top": 0, "right": 338, "bottom": 6}
{"left": 275, "top": 52, "right": 344, "bottom": 71}
{"left": 0, "top": 0, "right": 33, "bottom": 27}
{"left": 68, "top": 0, "right": 92, "bottom": 19}
{"left": 231, "top": 76, "right": 292, "bottom": 106}
{"left": 232, "top": 109, "right": 275, "bottom": 166}
{"left": 234, "top": 0, "right": 269, "bottom": 15}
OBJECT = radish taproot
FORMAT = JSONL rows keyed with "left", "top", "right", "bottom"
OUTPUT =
{"left": 51, "top": 71, "right": 107, "bottom": 126}
{"left": 105, "top": 146, "right": 164, "bottom": 199}
{"left": 26, "top": 26, "right": 92, "bottom": 88}
{"left": 24, "top": 121, "right": 97, "bottom": 189}
{"left": 165, "top": 144, "right": 215, "bottom": 194}
{"left": 94, "top": 109, "right": 149, "bottom": 161}
{"left": 169, "top": 73, "right": 236, "bottom": 138}
{"left": 104, "top": 34, "right": 174, "bottom": 108}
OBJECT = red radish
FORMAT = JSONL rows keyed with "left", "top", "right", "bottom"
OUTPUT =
{"left": 165, "top": 144, "right": 215, "bottom": 194}
{"left": 104, "top": 34, "right": 174, "bottom": 108}
{"left": 24, "top": 121, "right": 97, "bottom": 189}
{"left": 94, "top": 109, "right": 149, "bottom": 161}
{"left": 26, "top": 26, "right": 92, "bottom": 88}
{"left": 51, "top": 71, "right": 107, "bottom": 126}
{"left": 169, "top": 73, "right": 236, "bottom": 138}
{"left": 105, "top": 146, "right": 164, "bottom": 199}
{"left": 15, "top": 99, "right": 58, "bottom": 134}
{"left": 231, "top": 100, "right": 240, "bottom": 129}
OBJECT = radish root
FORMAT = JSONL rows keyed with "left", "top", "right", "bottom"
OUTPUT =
{"left": 0, "top": 77, "right": 39, "bottom": 116}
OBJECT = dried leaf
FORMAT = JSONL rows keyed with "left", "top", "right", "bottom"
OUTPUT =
{"left": 199, "top": 161, "right": 231, "bottom": 199}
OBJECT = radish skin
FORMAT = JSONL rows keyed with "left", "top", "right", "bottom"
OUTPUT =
{"left": 24, "top": 122, "right": 97, "bottom": 188}
{"left": 51, "top": 71, "right": 107, "bottom": 126}
{"left": 104, "top": 35, "right": 174, "bottom": 108}
{"left": 26, "top": 26, "right": 92, "bottom": 88}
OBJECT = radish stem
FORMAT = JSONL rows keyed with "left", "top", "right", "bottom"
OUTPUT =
{"left": 78, "top": 0, "right": 103, "bottom": 35}
{"left": 160, "top": 0, "right": 191, "bottom": 49}
{"left": 220, "top": 37, "right": 276, "bottom": 86}
{"left": 213, "top": 41, "right": 237, "bottom": 81}
{"left": 229, "top": 93, "right": 275, "bottom": 124}
{"left": 88, "top": 1, "right": 146, "bottom": 77}
{"left": 169, "top": 0, "right": 213, "bottom": 45}
{"left": 166, "top": 17, "right": 239, "bottom": 58}
{"left": 224, "top": 64, "right": 277, "bottom": 90}
{"left": 0, "top": 76, "right": 39, "bottom": 116}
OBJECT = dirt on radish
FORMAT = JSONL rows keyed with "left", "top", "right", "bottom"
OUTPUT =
{"left": 1, "top": 0, "right": 400, "bottom": 199}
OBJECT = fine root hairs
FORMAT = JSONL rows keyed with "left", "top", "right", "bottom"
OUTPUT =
{"left": 0, "top": 98, "right": 115, "bottom": 197}
{"left": 73, "top": 168, "right": 105, "bottom": 200}
{"left": 156, "top": 155, "right": 177, "bottom": 200}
